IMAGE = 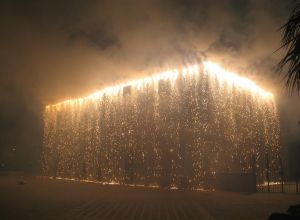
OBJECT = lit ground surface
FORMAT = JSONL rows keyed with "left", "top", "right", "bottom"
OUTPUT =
{"left": 0, "top": 172, "right": 299, "bottom": 220}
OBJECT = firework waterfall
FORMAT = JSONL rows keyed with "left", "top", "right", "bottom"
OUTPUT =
{"left": 42, "top": 61, "right": 281, "bottom": 189}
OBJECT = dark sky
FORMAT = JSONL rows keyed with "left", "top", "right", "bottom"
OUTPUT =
{"left": 0, "top": 0, "right": 299, "bottom": 173}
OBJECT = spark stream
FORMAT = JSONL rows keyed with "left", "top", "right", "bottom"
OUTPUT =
{"left": 43, "top": 61, "right": 280, "bottom": 189}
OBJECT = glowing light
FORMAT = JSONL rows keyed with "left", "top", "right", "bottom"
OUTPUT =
{"left": 43, "top": 60, "right": 280, "bottom": 190}
{"left": 258, "top": 181, "right": 281, "bottom": 186}
{"left": 45, "top": 61, "right": 273, "bottom": 109}
{"left": 203, "top": 61, "right": 273, "bottom": 98}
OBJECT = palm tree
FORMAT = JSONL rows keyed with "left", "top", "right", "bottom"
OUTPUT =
{"left": 277, "top": 2, "right": 300, "bottom": 94}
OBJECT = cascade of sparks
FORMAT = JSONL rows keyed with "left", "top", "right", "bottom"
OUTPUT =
{"left": 43, "top": 61, "right": 280, "bottom": 189}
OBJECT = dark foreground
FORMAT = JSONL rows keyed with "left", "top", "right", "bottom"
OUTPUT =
{"left": 0, "top": 173, "right": 299, "bottom": 220}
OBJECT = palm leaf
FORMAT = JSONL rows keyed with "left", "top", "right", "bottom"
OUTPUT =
{"left": 277, "top": 2, "right": 300, "bottom": 94}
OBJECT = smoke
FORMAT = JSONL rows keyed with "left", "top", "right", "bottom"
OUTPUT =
{"left": 0, "top": 0, "right": 294, "bottom": 100}
{"left": 0, "top": 0, "right": 299, "bottom": 171}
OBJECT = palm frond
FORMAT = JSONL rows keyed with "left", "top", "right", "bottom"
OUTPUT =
{"left": 277, "top": 2, "right": 300, "bottom": 94}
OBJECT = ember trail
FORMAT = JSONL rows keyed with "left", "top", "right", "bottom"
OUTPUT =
{"left": 43, "top": 61, "right": 280, "bottom": 189}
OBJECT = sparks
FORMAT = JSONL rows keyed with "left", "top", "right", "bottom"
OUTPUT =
{"left": 45, "top": 61, "right": 273, "bottom": 110}
{"left": 42, "top": 60, "right": 280, "bottom": 189}
{"left": 203, "top": 61, "right": 273, "bottom": 98}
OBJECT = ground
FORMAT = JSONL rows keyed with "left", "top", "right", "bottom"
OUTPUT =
{"left": 0, "top": 172, "right": 299, "bottom": 220}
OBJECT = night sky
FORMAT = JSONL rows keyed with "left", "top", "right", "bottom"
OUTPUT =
{"left": 0, "top": 0, "right": 299, "bottom": 175}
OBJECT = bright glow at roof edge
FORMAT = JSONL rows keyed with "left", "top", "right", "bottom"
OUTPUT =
{"left": 46, "top": 61, "right": 273, "bottom": 109}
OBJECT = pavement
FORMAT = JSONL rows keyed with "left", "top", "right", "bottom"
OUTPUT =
{"left": 0, "top": 172, "right": 299, "bottom": 220}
